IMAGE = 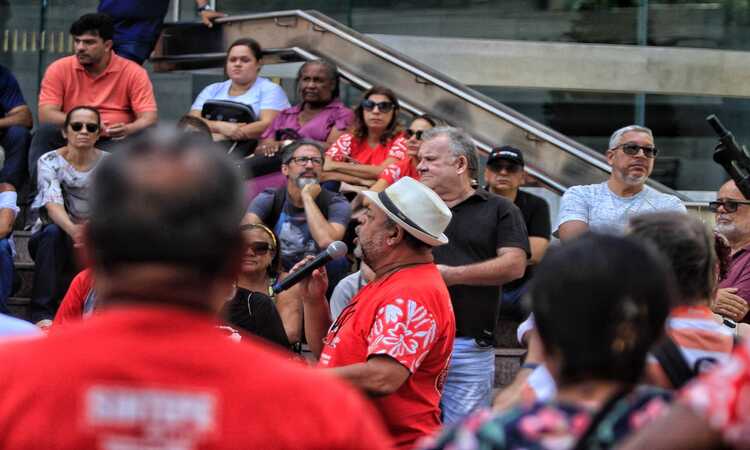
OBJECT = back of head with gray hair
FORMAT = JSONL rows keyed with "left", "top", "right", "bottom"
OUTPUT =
{"left": 608, "top": 125, "right": 654, "bottom": 150}
{"left": 421, "top": 126, "right": 478, "bottom": 177}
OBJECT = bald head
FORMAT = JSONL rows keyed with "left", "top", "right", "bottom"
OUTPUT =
{"left": 87, "top": 128, "right": 245, "bottom": 276}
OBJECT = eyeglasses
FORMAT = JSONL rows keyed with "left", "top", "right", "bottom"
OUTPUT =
{"left": 361, "top": 99, "right": 395, "bottom": 113}
{"left": 289, "top": 156, "right": 323, "bottom": 166}
{"left": 613, "top": 142, "right": 658, "bottom": 158}
{"left": 69, "top": 122, "right": 99, "bottom": 133}
{"left": 488, "top": 162, "right": 522, "bottom": 174}
{"left": 708, "top": 199, "right": 750, "bottom": 213}
{"left": 405, "top": 129, "right": 424, "bottom": 140}
{"left": 247, "top": 242, "right": 273, "bottom": 255}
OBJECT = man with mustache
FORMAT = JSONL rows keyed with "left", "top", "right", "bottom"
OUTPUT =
{"left": 711, "top": 179, "right": 750, "bottom": 323}
{"left": 245, "top": 139, "right": 351, "bottom": 343}
{"left": 556, "top": 124, "right": 685, "bottom": 241}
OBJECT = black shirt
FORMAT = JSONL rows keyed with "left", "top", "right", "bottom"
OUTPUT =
{"left": 504, "top": 190, "right": 551, "bottom": 291}
{"left": 221, "top": 287, "right": 291, "bottom": 350}
{"left": 432, "top": 189, "right": 530, "bottom": 342}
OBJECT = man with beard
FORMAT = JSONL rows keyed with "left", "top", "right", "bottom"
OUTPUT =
{"left": 299, "top": 176, "right": 456, "bottom": 450}
{"left": 29, "top": 13, "right": 157, "bottom": 182}
{"left": 245, "top": 139, "right": 351, "bottom": 343}
{"left": 556, "top": 125, "right": 685, "bottom": 241}
{"left": 711, "top": 179, "right": 750, "bottom": 323}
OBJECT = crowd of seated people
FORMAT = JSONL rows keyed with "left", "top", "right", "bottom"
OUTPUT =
{"left": 4, "top": 8, "right": 750, "bottom": 450}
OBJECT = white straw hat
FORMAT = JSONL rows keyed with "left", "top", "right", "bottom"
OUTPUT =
{"left": 361, "top": 177, "right": 452, "bottom": 247}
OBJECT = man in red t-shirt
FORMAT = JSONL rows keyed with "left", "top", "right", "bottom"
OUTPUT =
{"left": 298, "top": 176, "right": 456, "bottom": 449}
{"left": 0, "top": 131, "right": 390, "bottom": 450}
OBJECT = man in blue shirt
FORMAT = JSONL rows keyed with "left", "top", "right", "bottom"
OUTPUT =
{"left": 98, "top": 0, "right": 225, "bottom": 65}
{"left": 0, "top": 64, "right": 32, "bottom": 313}
{"left": 0, "top": 64, "right": 32, "bottom": 192}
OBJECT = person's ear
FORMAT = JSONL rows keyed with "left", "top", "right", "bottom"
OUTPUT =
{"left": 606, "top": 149, "right": 615, "bottom": 166}
{"left": 281, "top": 163, "right": 289, "bottom": 177}
{"left": 386, "top": 224, "right": 404, "bottom": 246}
{"left": 104, "top": 39, "right": 113, "bottom": 52}
{"left": 455, "top": 155, "right": 468, "bottom": 175}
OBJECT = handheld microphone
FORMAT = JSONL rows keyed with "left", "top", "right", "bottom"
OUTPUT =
{"left": 272, "top": 241, "right": 348, "bottom": 294}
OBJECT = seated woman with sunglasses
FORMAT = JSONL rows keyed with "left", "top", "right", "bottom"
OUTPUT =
{"left": 220, "top": 223, "right": 291, "bottom": 350}
{"left": 323, "top": 86, "right": 407, "bottom": 188}
{"left": 368, "top": 114, "right": 438, "bottom": 193}
{"left": 29, "top": 106, "right": 109, "bottom": 329}
{"left": 421, "top": 233, "right": 673, "bottom": 450}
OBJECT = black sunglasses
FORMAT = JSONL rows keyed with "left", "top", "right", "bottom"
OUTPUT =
{"left": 614, "top": 142, "right": 658, "bottom": 158}
{"left": 708, "top": 199, "right": 750, "bottom": 213}
{"left": 361, "top": 99, "right": 395, "bottom": 113}
{"left": 69, "top": 122, "right": 99, "bottom": 133}
{"left": 405, "top": 129, "right": 424, "bottom": 140}
{"left": 488, "top": 162, "right": 522, "bottom": 174}
{"left": 247, "top": 242, "right": 273, "bottom": 255}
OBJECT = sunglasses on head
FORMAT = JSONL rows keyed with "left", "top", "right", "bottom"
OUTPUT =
{"left": 69, "top": 122, "right": 99, "bottom": 133}
{"left": 247, "top": 242, "right": 273, "bottom": 255}
{"left": 405, "top": 129, "right": 424, "bottom": 140}
{"left": 489, "top": 162, "right": 522, "bottom": 174}
{"left": 614, "top": 142, "right": 658, "bottom": 158}
{"left": 708, "top": 198, "right": 750, "bottom": 213}
{"left": 361, "top": 99, "right": 395, "bottom": 113}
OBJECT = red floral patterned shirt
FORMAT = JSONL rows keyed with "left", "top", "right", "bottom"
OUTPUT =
{"left": 378, "top": 157, "right": 420, "bottom": 186}
{"left": 319, "top": 263, "right": 455, "bottom": 450}
{"left": 681, "top": 337, "right": 750, "bottom": 446}
{"left": 326, "top": 132, "right": 407, "bottom": 165}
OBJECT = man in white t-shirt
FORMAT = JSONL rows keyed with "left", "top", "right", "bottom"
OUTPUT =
{"left": 556, "top": 124, "right": 686, "bottom": 240}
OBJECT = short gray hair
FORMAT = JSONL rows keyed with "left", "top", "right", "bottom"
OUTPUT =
{"left": 608, "top": 125, "right": 654, "bottom": 150}
{"left": 422, "top": 126, "right": 478, "bottom": 176}
{"left": 280, "top": 139, "right": 326, "bottom": 164}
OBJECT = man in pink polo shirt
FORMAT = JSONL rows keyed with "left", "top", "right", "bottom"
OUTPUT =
{"left": 28, "top": 13, "right": 158, "bottom": 182}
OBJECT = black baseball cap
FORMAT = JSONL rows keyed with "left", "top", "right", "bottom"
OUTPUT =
{"left": 487, "top": 146, "right": 524, "bottom": 167}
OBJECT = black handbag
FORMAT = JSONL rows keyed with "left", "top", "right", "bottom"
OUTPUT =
{"left": 201, "top": 100, "right": 256, "bottom": 123}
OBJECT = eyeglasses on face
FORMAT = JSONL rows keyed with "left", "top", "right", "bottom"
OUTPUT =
{"left": 246, "top": 242, "right": 273, "bottom": 255}
{"left": 708, "top": 198, "right": 750, "bottom": 213}
{"left": 405, "top": 129, "right": 424, "bottom": 140}
{"left": 289, "top": 156, "right": 324, "bottom": 166}
{"left": 613, "top": 142, "right": 658, "bottom": 158}
{"left": 488, "top": 162, "right": 522, "bottom": 174}
{"left": 69, "top": 122, "right": 99, "bottom": 133}
{"left": 361, "top": 99, "right": 395, "bottom": 113}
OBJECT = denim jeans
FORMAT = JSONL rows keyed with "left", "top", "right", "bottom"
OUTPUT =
{"left": 28, "top": 224, "right": 76, "bottom": 323}
{"left": 0, "top": 238, "right": 13, "bottom": 315}
{"left": 440, "top": 337, "right": 495, "bottom": 425}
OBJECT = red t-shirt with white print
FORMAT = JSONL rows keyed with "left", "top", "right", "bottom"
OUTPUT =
{"left": 319, "top": 263, "right": 455, "bottom": 450}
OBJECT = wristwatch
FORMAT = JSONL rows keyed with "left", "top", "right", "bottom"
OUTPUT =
{"left": 196, "top": 3, "right": 214, "bottom": 13}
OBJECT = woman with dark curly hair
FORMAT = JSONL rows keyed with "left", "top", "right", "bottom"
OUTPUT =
{"left": 323, "top": 86, "right": 407, "bottom": 187}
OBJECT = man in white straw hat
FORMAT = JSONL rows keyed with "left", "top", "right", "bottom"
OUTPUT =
{"left": 417, "top": 126, "right": 530, "bottom": 425}
{"left": 298, "top": 176, "right": 456, "bottom": 450}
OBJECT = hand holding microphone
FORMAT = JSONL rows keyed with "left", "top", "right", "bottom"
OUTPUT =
{"left": 272, "top": 241, "right": 348, "bottom": 295}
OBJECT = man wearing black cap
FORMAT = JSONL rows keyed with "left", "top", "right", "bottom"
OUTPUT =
{"left": 485, "top": 146, "right": 551, "bottom": 314}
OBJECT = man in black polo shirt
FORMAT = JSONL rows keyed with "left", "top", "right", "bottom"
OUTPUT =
{"left": 417, "top": 127, "right": 530, "bottom": 425}
{"left": 485, "top": 146, "right": 551, "bottom": 318}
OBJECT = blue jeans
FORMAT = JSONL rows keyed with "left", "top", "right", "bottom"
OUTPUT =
{"left": 28, "top": 224, "right": 76, "bottom": 323}
{"left": 440, "top": 337, "right": 495, "bottom": 425}
{"left": 0, "top": 125, "right": 31, "bottom": 189}
{"left": 0, "top": 238, "right": 13, "bottom": 315}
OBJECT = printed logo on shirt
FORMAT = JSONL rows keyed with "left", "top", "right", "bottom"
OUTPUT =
{"left": 85, "top": 386, "right": 217, "bottom": 449}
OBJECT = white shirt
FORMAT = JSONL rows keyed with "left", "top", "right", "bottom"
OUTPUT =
{"left": 191, "top": 78, "right": 290, "bottom": 118}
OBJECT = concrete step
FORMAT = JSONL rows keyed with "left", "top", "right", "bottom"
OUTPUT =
{"left": 7, "top": 297, "right": 30, "bottom": 321}
{"left": 12, "top": 230, "right": 32, "bottom": 265}
{"left": 494, "top": 348, "right": 526, "bottom": 388}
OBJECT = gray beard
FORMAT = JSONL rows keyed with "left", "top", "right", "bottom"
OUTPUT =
{"left": 295, "top": 177, "right": 319, "bottom": 189}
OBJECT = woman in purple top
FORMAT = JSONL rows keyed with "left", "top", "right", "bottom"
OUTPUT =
{"left": 258, "top": 59, "right": 353, "bottom": 155}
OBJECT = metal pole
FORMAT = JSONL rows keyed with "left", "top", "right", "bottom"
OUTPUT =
{"left": 635, "top": 0, "right": 648, "bottom": 125}
{"left": 171, "top": 0, "right": 181, "bottom": 22}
